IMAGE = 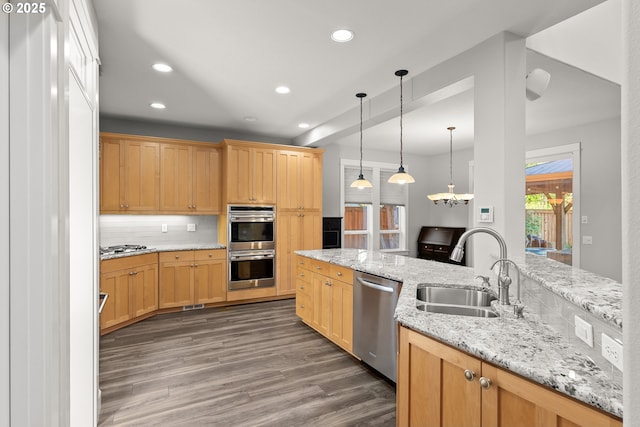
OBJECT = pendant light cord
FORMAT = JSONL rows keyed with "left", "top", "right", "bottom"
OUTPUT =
{"left": 399, "top": 73, "right": 404, "bottom": 167}
{"left": 449, "top": 127, "right": 454, "bottom": 184}
{"left": 360, "top": 95, "right": 364, "bottom": 174}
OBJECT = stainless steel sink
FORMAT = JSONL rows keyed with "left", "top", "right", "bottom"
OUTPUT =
{"left": 416, "top": 303, "right": 499, "bottom": 318}
{"left": 416, "top": 285, "right": 496, "bottom": 307}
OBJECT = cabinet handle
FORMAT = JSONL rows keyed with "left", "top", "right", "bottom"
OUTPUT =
{"left": 300, "top": 285, "right": 305, "bottom": 290}
{"left": 479, "top": 377, "right": 492, "bottom": 389}
{"left": 129, "top": 271, "right": 138, "bottom": 276}
{"left": 299, "top": 272, "right": 305, "bottom": 277}
{"left": 194, "top": 263, "right": 198, "bottom": 267}
{"left": 300, "top": 304, "right": 305, "bottom": 309}
{"left": 325, "top": 280, "right": 332, "bottom": 286}
{"left": 316, "top": 266, "right": 321, "bottom": 270}
{"left": 208, "top": 254, "right": 213, "bottom": 257}
{"left": 464, "top": 369, "right": 476, "bottom": 381}
{"left": 175, "top": 255, "right": 180, "bottom": 259}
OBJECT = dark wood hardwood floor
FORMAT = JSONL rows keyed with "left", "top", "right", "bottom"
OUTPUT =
{"left": 98, "top": 299, "right": 396, "bottom": 426}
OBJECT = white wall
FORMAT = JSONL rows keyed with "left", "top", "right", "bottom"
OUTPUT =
{"left": 526, "top": 118, "right": 621, "bottom": 281}
{"left": 622, "top": 0, "right": 640, "bottom": 423}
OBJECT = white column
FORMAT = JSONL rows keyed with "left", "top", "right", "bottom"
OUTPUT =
{"left": 472, "top": 33, "right": 527, "bottom": 269}
{"left": 622, "top": 0, "right": 640, "bottom": 424}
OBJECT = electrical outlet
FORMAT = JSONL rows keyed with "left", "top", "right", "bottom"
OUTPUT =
{"left": 161, "top": 224, "right": 168, "bottom": 233}
{"left": 582, "top": 235, "right": 593, "bottom": 245}
{"left": 601, "top": 333, "right": 623, "bottom": 371}
{"left": 187, "top": 223, "right": 196, "bottom": 232}
{"left": 581, "top": 215, "right": 588, "bottom": 224}
{"left": 574, "top": 315, "right": 594, "bottom": 347}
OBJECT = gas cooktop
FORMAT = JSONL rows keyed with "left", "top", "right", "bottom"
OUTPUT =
{"left": 100, "top": 244, "right": 149, "bottom": 256}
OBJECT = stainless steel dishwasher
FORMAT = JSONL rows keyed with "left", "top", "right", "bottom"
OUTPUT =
{"left": 353, "top": 271, "right": 402, "bottom": 382}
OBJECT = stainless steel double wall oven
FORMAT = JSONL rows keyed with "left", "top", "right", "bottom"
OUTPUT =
{"left": 227, "top": 205, "right": 275, "bottom": 291}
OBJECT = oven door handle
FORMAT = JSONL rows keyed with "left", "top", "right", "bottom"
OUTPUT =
{"left": 230, "top": 216, "right": 274, "bottom": 222}
{"left": 230, "top": 254, "right": 274, "bottom": 261}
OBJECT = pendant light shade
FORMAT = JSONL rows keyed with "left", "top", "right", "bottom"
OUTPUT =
{"left": 389, "top": 69, "right": 415, "bottom": 184}
{"left": 427, "top": 126, "right": 474, "bottom": 206}
{"left": 351, "top": 92, "right": 373, "bottom": 189}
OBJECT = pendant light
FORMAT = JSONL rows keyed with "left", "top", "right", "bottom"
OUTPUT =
{"left": 350, "top": 92, "right": 373, "bottom": 189}
{"left": 427, "top": 126, "right": 474, "bottom": 206}
{"left": 388, "top": 69, "right": 415, "bottom": 184}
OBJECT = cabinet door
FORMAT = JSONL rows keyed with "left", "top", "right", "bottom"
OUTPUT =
{"left": 131, "top": 263, "right": 158, "bottom": 318}
{"left": 397, "top": 326, "right": 482, "bottom": 427}
{"left": 311, "top": 273, "right": 330, "bottom": 336}
{"left": 100, "top": 269, "right": 132, "bottom": 329}
{"left": 100, "top": 137, "right": 124, "bottom": 212}
{"left": 159, "top": 143, "right": 192, "bottom": 212}
{"left": 192, "top": 146, "right": 221, "bottom": 213}
{"left": 123, "top": 140, "right": 160, "bottom": 211}
{"left": 252, "top": 148, "right": 276, "bottom": 204}
{"left": 480, "top": 364, "right": 622, "bottom": 427}
{"left": 226, "top": 144, "right": 253, "bottom": 203}
{"left": 194, "top": 258, "right": 226, "bottom": 304}
{"left": 276, "top": 151, "right": 301, "bottom": 210}
{"left": 301, "top": 212, "right": 322, "bottom": 250}
{"left": 276, "top": 212, "right": 300, "bottom": 296}
{"left": 330, "top": 279, "right": 353, "bottom": 352}
{"left": 159, "top": 258, "right": 194, "bottom": 308}
{"left": 300, "top": 152, "right": 322, "bottom": 211}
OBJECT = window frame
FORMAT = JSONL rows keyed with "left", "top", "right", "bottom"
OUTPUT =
{"left": 340, "top": 159, "right": 410, "bottom": 253}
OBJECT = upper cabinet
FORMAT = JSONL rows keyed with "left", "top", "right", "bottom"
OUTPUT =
{"left": 222, "top": 140, "right": 277, "bottom": 204}
{"left": 100, "top": 133, "right": 221, "bottom": 215}
{"left": 100, "top": 134, "right": 160, "bottom": 213}
{"left": 276, "top": 150, "right": 322, "bottom": 211}
{"left": 160, "top": 143, "right": 221, "bottom": 213}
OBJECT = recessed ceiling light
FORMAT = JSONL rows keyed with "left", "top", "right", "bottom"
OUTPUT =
{"left": 275, "top": 86, "right": 291, "bottom": 94}
{"left": 298, "top": 123, "right": 310, "bottom": 129}
{"left": 331, "top": 29, "right": 354, "bottom": 43}
{"left": 152, "top": 63, "right": 173, "bottom": 73}
{"left": 244, "top": 116, "right": 258, "bottom": 122}
{"left": 150, "top": 102, "right": 166, "bottom": 109}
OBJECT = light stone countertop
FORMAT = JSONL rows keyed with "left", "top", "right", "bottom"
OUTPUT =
{"left": 295, "top": 248, "right": 623, "bottom": 418}
{"left": 100, "top": 243, "right": 226, "bottom": 260}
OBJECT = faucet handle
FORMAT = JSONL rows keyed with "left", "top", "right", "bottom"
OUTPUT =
{"left": 513, "top": 300, "right": 525, "bottom": 318}
{"left": 475, "top": 275, "right": 491, "bottom": 287}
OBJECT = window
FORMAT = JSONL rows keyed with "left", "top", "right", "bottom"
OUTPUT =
{"left": 342, "top": 161, "right": 408, "bottom": 252}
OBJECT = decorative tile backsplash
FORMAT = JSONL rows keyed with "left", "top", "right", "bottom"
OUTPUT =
{"left": 100, "top": 215, "right": 219, "bottom": 247}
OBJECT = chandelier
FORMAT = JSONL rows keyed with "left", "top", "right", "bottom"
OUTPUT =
{"left": 388, "top": 69, "right": 415, "bottom": 184}
{"left": 427, "top": 126, "right": 474, "bottom": 207}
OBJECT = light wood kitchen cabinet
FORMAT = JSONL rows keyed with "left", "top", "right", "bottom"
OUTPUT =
{"left": 159, "top": 249, "right": 226, "bottom": 309}
{"left": 100, "top": 134, "right": 160, "bottom": 213}
{"left": 276, "top": 150, "right": 322, "bottom": 211}
{"left": 100, "top": 253, "right": 158, "bottom": 334}
{"left": 223, "top": 140, "right": 276, "bottom": 204}
{"left": 296, "top": 256, "right": 354, "bottom": 353}
{"left": 276, "top": 211, "right": 322, "bottom": 296}
{"left": 397, "top": 326, "right": 622, "bottom": 427}
{"left": 159, "top": 143, "right": 221, "bottom": 214}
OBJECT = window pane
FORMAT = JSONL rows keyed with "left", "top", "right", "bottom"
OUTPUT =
{"left": 380, "top": 205, "right": 400, "bottom": 231}
{"left": 345, "top": 234, "right": 368, "bottom": 249}
{"left": 345, "top": 204, "right": 369, "bottom": 231}
{"left": 380, "top": 233, "right": 400, "bottom": 250}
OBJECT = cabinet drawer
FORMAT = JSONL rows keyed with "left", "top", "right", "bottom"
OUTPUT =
{"left": 194, "top": 249, "right": 226, "bottom": 261}
{"left": 296, "top": 264, "right": 312, "bottom": 282}
{"left": 159, "top": 250, "right": 193, "bottom": 262}
{"left": 329, "top": 264, "right": 353, "bottom": 284}
{"left": 101, "top": 253, "right": 158, "bottom": 273}
{"left": 296, "top": 277, "right": 312, "bottom": 297}
{"left": 295, "top": 255, "right": 314, "bottom": 271}
{"left": 310, "top": 259, "right": 330, "bottom": 274}
{"left": 296, "top": 291, "right": 312, "bottom": 321}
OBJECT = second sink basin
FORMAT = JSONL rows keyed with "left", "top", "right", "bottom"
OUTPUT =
{"left": 417, "top": 285, "right": 496, "bottom": 307}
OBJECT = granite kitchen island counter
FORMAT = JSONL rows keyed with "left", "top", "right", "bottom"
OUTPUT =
{"left": 295, "top": 248, "right": 623, "bottom": 418}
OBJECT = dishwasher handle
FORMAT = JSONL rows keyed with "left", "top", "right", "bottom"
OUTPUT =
{"left": 357, "top": 277, "right": 395, "bottom": 293}
{"left": 99, "top": 292, "right": 109, "bottom": 314}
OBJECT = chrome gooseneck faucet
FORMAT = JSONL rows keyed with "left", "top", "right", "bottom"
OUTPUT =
{"left": 450, "top": 227, "right": 512, "bottom": 305}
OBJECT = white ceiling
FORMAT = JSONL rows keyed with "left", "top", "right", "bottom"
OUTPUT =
{"left": 93, "top": 0, "right": 620, "bottom": 156}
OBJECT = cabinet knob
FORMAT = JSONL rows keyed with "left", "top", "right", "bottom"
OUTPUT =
{"left": 337, "top": 271, "right": 343, "bottom": 276}
{"left": 464, "top": 369, "right": 476, "bottom": 381}
{"left": 300, "top": 285, "right": 305, "bottom": 290}
{"left": 316, "top": 266, "right": 321, "bottom": 270}
{"left": 208, "top": 254, "right": 213, "bottom": 257}
{"left": 300, "top": 304, "right": 305, "bottom": 309}
{"left": 175, "top": 255, "right": 180, "bottom": 259}
{"left": 299, "top": 272, "right": 304, "bottom": 277}
{"left": 479, "top": 377, "right": 492, "bottom": 390}
{"left": 325, "top": 280, "right": 332, "bottom": 286}
{"left": 194, "top": 263, "right": 198, "bottom": 267}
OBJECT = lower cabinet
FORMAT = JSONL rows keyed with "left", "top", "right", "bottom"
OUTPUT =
{"left": 100, "top": 253, "right": 158, "bottom": 334}
{"left": 159, "top": 249, "right": 227, "bottom": 308}
{"left": 295, "top": 255, "right": 353, "bottom": 353}
{"left": 397, "top": 325, "right": 622, "bottom": 427}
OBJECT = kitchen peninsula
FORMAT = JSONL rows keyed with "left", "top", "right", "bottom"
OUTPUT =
{"left": 295, "top": 248, "right": 623, "bottom": 425}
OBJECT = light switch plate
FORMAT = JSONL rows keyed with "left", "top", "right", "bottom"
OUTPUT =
{"left": 602, "top": 333, "right": 623, "bottom": 371}
{"left": 582, "top": 235, "right": 593, "bottom": 245}
{"left": 574, "top": 315, "right": 593, "bottom": 347}
{"left": 187, "top": 223, "right": 196, "bottom": 232}
{"left": 161, "top": 224, "right": 168, "bottom": 233}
